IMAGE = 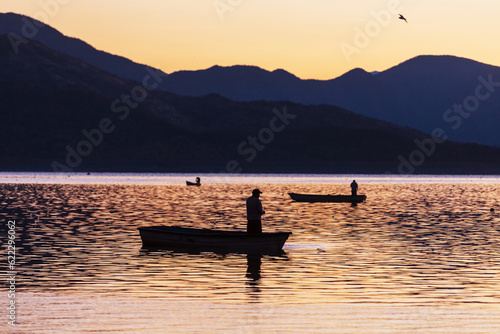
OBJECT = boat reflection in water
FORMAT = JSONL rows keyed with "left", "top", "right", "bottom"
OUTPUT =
{"left": 245, "top": 254, "right": 263, "bottom": 296}
{"left": 139, "top": 245, "right": 289, "bottom": 300}
{"left": 246, "top": 254, "right": 262, "bottom": 282}
{"left": 138, "top": 224, "right": 291, "bottom": 299}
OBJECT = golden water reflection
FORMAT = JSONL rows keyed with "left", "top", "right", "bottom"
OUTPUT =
{"left": 1, "top": 182, "right": 500, "bottom": 306}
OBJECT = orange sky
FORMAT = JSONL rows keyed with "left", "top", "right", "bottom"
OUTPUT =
{"left": 2, "top": 0, "right": 500, "bottom": 79}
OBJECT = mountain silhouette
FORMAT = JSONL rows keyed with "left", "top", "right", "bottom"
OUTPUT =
{"left": 0, "top": 12, "right": 165, "bottom": 83}
{"left": 2, "top": 12, "right": 498, "bottom": 147}
{"left": 1, "top": 33, "right": 499, "bottom": 174}
{"left": 158, "top": 57, "right": 500, "bottom": 146}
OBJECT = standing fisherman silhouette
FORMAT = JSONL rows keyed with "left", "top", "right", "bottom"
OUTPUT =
{"left": 246, "top": 189, "right": 265, "bottom": 234}
{"left": 350, "top": 180, "right": 358, "bottom": 196}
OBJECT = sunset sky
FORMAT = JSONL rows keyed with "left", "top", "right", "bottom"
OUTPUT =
{"left": 2, "top": 0, "right": 499, "bottom": 79}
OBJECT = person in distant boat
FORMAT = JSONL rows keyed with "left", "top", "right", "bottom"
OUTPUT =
{"left": 350, "top": 180, "right": 358, "bottom": 196}
{"left": 195, "top": 177, "right": 200, "bottom": 185}
{"left": 246, "top": 189, "right": 265, "bottom": 234}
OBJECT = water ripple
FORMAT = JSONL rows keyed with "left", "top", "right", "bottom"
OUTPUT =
{"left": 2, "top": 181, "right": 500, "bottom": 331}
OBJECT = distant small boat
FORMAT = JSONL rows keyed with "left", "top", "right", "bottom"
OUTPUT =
{"left": 138, "top": 225, "right": 291, "bottom": 254}
{"left": 289, "top": 192, "right": 366, "bottom": 203}
{"left": 186, "top": 177, "right": 201, "bottom": 186}
{"left": 186, "top": 181, "right": 201, "bottom": 186}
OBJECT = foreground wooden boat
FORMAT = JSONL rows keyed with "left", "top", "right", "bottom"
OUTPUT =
{"left": 289, "top": 192, "right": 366, "bottom": 203}
{"left": 138, "top": 225, "right": 292, "bottom": 254}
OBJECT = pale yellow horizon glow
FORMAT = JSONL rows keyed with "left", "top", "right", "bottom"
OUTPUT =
{"left": 1, "top": 0, "right": 500, "bottom": 79}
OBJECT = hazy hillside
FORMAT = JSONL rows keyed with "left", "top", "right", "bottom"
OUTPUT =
{"left": 329, "top": 56, "right": 500, "bottom": 146}
{"left": 1, "top": 34, "right": 499, "bottom": 174}
{"left": 0, "top": 12, "right": 165, "bottom": 83}
{"left": 2, "top": 12, "right": 498, "bottom": 147}
{"left": 158, "top": 57, "right": 500, "bottom": 146}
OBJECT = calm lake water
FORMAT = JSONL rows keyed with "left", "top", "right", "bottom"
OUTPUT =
{"left": 1, "top": 173, "right": 500, "bottom": 333}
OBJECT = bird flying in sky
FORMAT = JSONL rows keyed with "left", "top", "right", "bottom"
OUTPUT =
{"left": 399, "top": 14, "right": 408, "bottom": 23}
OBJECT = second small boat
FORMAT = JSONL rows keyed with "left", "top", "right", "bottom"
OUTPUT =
{"left": 289, "top": 192, "right": 366, "bottom": 203}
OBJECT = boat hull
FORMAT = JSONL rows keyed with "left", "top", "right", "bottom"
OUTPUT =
{"left": 186, "top": 181, "right": 201, "bottom": 186}
{"left": 138, "top": 226, "right": 291, "bottom": 254}
{"left": 289, "top": 192, "right": 366, "bottom": 203}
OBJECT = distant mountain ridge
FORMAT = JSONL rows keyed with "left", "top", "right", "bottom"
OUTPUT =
{"left": 1, "top": 33, "right": 499, "bottom": 173}
{"left": 0, "top": 13, "right": 500, "bottom": 146}
{"left": 2, "top": 12, "right": 499, "bottom": 147}
{"left": 158, "top": 56, "right": 500, "bottom": 146}
{"left": 0, "top": 12, "right": 165, "bottom": 83}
